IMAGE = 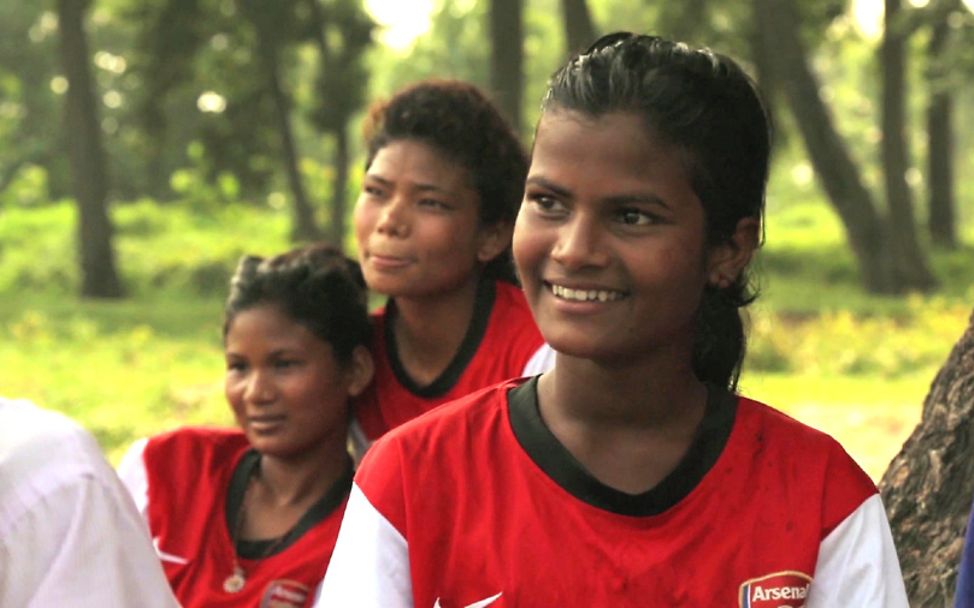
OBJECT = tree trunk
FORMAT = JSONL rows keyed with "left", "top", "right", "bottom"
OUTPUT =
{"left": 56, "top": 0, "right": 123, "bottom": 298}
{"left": 489, "top": 0, "right": 523, "bottom": 134}
{"left": 328, "top": 122, "right": 349, "bottom": 248}
{"left": 881, "top": 0, "right": 937, "bottom": 289}
{"left": 255, "top": 29, "right": 321, "bottom": 242}
{"left": 926, "top": 9, "right": 956, "bottom": 249}
{"left": 879, "top": 307, "right": 974, "bottom": 605}
{"left": 752, "top": 0, "right": 897, "bottom": 293}
{"left": 560, "top": 0, "right": 597, "bottom": 56}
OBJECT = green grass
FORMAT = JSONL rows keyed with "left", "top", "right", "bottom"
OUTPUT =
{"left": 1, "top": 198, "right": 971, "bottom": 478}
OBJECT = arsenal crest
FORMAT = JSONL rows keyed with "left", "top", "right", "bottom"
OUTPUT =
{"left": 260, "top": 579, "right": 310, "bottom": 608}
{"left": 739, "top": 571, "right": 812, "bottom": 608}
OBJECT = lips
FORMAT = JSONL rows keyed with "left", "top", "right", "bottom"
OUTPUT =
{"left": 546, "top": 281, "right": 627, "bottom": 302}
{"left": 247, "top": 414, "right": 286, "bottom": 432}
{"left": 366, "top": 251, "right": 413, "bottom": 270}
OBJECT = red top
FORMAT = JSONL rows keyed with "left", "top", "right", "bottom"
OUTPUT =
{"left": 354, "top": 279, "right": 547, "bottom": 440}
{"left": 143, "top": 428, "right": 349, "bottom": 608}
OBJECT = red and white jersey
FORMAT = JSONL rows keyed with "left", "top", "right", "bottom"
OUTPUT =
{"left": 316, "top": 377, "right": 909, "bottom": 608}
{"left": 353, "top": 279, "right": 553, "bottom": 444}
{"left": 118, "top": 428, "right": 350, "bottom": 608}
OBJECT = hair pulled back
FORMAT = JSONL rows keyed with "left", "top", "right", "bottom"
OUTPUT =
{"left": 223, "top": 243, "right": 370, "bottom": 365}
{"left": 543, "top": 33, "right": 772, "bottom": 390}
{"left": 363, "top": 79, "right": 528, "bottom": 283}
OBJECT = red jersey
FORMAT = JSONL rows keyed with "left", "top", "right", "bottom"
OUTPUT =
{"left": 353, "top": 279, "right": 551, "bottom": 442}
{"left": 138, "top": 428, "right": 350, "bottom": 608}
{"left": 316, "top": 378, "right": 908, "bottom": 607}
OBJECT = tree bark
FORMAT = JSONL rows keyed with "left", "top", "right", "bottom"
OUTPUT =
{"left": 879, "top": 307, "right": 974, "bottom": 605}
{"left": 881, "top": 0, "right": 937, "bottom": 289}
{"left": 560, "top": 0, "right": 597, "bottom": 56}
{"left": 489, "top": 0, "right": 523, "bottom": 134}
{"left": 56, "top": 0, "right": 123, "bottom": 298}
{"left": 926, "top": 7, "right": 957, "bottom": 248}
{"left": 254, "top": 26, "right": 321, "bottom": 242}
{"left": 752, "top": 0, "right": 897, "bottom": 293}
{"left": 328, "top": 122, "right": 349, "bottom": 248}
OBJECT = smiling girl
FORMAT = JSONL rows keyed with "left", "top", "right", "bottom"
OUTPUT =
{"left": 350, "top": 80, "right": 553, "bottom": 450}
{"left": 119, "top": 245, "right": 372, "bottom": 607}
{"left": 315, "top": 34, "right": 909, "bottom": 607}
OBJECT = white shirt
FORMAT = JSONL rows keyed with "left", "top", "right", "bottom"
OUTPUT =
{"left": 0, "top": 397, "right": 179, "bottom": 607}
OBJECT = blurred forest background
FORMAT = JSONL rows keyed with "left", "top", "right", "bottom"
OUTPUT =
{"left": 1, "top": 0, "right": 973, "bottom": 480}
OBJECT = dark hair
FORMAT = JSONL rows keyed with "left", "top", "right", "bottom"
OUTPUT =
{"left": 362, "top": 79, "right": 529, "bottom": 283}
{"left": 542, "top": 32, "right": 771, "bottom": 390}
{"left": 223, "top": 243, "right": 370, "bottom": 365}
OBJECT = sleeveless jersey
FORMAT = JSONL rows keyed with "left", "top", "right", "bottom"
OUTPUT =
{"left": 353, "top": 279, "right": 550, "bottom": 442}
{"left": 317, "top": 377, "right": 908, "bottom": 607}
{"left": 141, "top": 428, "right": 349, "bottom": 608}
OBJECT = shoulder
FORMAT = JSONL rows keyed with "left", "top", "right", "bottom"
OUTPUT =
{"left": 732, "top": 396, "right": 877, "bottom": 526}
{"left": 143, "top": 426, "right": 248, "bottom": 473}
{"left": 491, "top": 281, "right": 535, "bottom": 322}
{"left": 358, "top": 379, "right": 519, "bottom": 482}
{"left": 0, "top": 397, "right": 105, "bottom": 480}
{"left": 483, "top": 281, "right": 544, "bottom": 349}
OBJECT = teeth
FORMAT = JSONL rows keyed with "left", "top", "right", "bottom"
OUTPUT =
{"left": 551, "top": 284, "right": 623, "bottom": 302}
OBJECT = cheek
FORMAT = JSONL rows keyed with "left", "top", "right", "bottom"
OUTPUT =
{"left": 353, "top": 199, "right": 376, "bottom": 241}
{"left": 512, "top": 219, "right": 545, "bottom": 277}
{"left": 225, "top": 378, "right": 245, "bottom": 416}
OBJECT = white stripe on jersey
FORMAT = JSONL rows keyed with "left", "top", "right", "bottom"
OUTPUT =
{"left": 313, "top": 483, "right": 413, "bottom": 607}
{"left": 521, "top": 343, "right": 556, "bottom": 377}
{"left": 806, "top": 493, "right": 908, "bottom": 607}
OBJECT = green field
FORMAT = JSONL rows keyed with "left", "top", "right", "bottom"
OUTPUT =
{"left": 1, "top": 199, "right": 971, "bottom": 480}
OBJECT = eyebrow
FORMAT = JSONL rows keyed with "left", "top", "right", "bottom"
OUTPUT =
{"left": 526, "top": 175, "right": 670, "bottom": 209}
{"left": 364, "top": 173, "right": 453, "bottom": 196}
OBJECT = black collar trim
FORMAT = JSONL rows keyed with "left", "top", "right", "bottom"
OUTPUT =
{"left": 507, "top": 376, "right": 737, "bottom": 517}
{"left": 385, "top": 279, "right": 496, "bottom": 398}
{"left": 224, "top": 450, "right": 354, "bottom": 559}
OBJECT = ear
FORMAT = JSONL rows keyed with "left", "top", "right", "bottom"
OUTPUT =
{"left": 476, "top": 220, "right": 514, "bottom": 263}
{"left": 344, "top": 345, "right": 374, "bottom": 398}
{"left": 706, "top": 217, "right": 760, "bottom": 288}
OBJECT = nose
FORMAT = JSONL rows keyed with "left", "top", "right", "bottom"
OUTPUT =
{"left": 244, "top": 369, "right": 275, "bottom": 404}
{"left": 551, "top": 212, "right": 609, "bottom": 270}
{"left": 375, "top": 195, "right": 410, "bottom": 238}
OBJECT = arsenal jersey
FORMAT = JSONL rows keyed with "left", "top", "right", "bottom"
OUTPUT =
{"left": 120, "top": 428, "right": 350, "bottom": 608}
{"left": 353, "top": 279, "right": 553, "bottom": 444}
{"left": 317, "top": 377, "right": 908, "bottom": 607}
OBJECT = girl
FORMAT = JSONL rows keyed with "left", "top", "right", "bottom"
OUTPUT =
{"left": 350, "top": 79, "right": 554, "bottom": 450}
{"left": 315, "top": 34, "right": 908, "bottom": 606}
{"left": 118, "top": 244, "right": 373, "bottom": 607}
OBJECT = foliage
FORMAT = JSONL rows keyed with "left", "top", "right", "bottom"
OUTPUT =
{"left": 2, "top": 200, "right": 971, "bottom": 477}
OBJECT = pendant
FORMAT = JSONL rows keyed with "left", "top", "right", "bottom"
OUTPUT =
{"left": 223, "top": 566, "right": 246, "bottom": 593}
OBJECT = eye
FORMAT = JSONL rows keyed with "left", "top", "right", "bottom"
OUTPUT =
{"left": 362, "top": 183, "right": 384, "bottom": 197}
{"left": 274, "top": 358, "right": 302, "bottom": 370}
{"left": 614, "top": 207, "right": 658, "bottom": 226}
{"left": 226, "top": 360, "right": 247, "bottom": 373}
{"left": 527, "top": 193, "right": 568, "bottom": 217}
{"left": 417, "top": 198, "right": 452, "bottom": 211}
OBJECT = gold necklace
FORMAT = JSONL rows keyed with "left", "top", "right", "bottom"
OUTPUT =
{"left": 223, "top": 465, "right": 290, "bottom": 594}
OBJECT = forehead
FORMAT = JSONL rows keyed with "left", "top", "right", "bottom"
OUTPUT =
{"left": 368, "top": 139, "right": 474, "bottom": 191}
{"left": 225, "top": 304, "right": 321, "bottom": 348}
{"left": 530, "top": 110, "right": 692, "bottom": 185}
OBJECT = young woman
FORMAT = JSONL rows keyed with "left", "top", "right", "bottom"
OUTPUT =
{"left": 314, "top": 34, "right": 909, "bottom": 606}
{"left": 118, "top": 245, "right": 373, "bottom": 608}
{"left": 350, "top": 79, "right": 554, "bottom": 450}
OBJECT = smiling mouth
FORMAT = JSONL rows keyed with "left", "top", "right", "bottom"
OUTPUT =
{"left": 548, "top": 282, "right": 627, "bottom": 302}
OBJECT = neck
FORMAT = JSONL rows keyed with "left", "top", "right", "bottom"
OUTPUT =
{"left": 535, "top": 355, "right": 709, "bottom": 495}
{"left": 254, "top": 432, "right": 348, "bottom": 508}
{"left": 389, "top": 275, "right": 482, "bottom": 385}
{"left": 541, "top": 351, "right": 705, "bottom": 429}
